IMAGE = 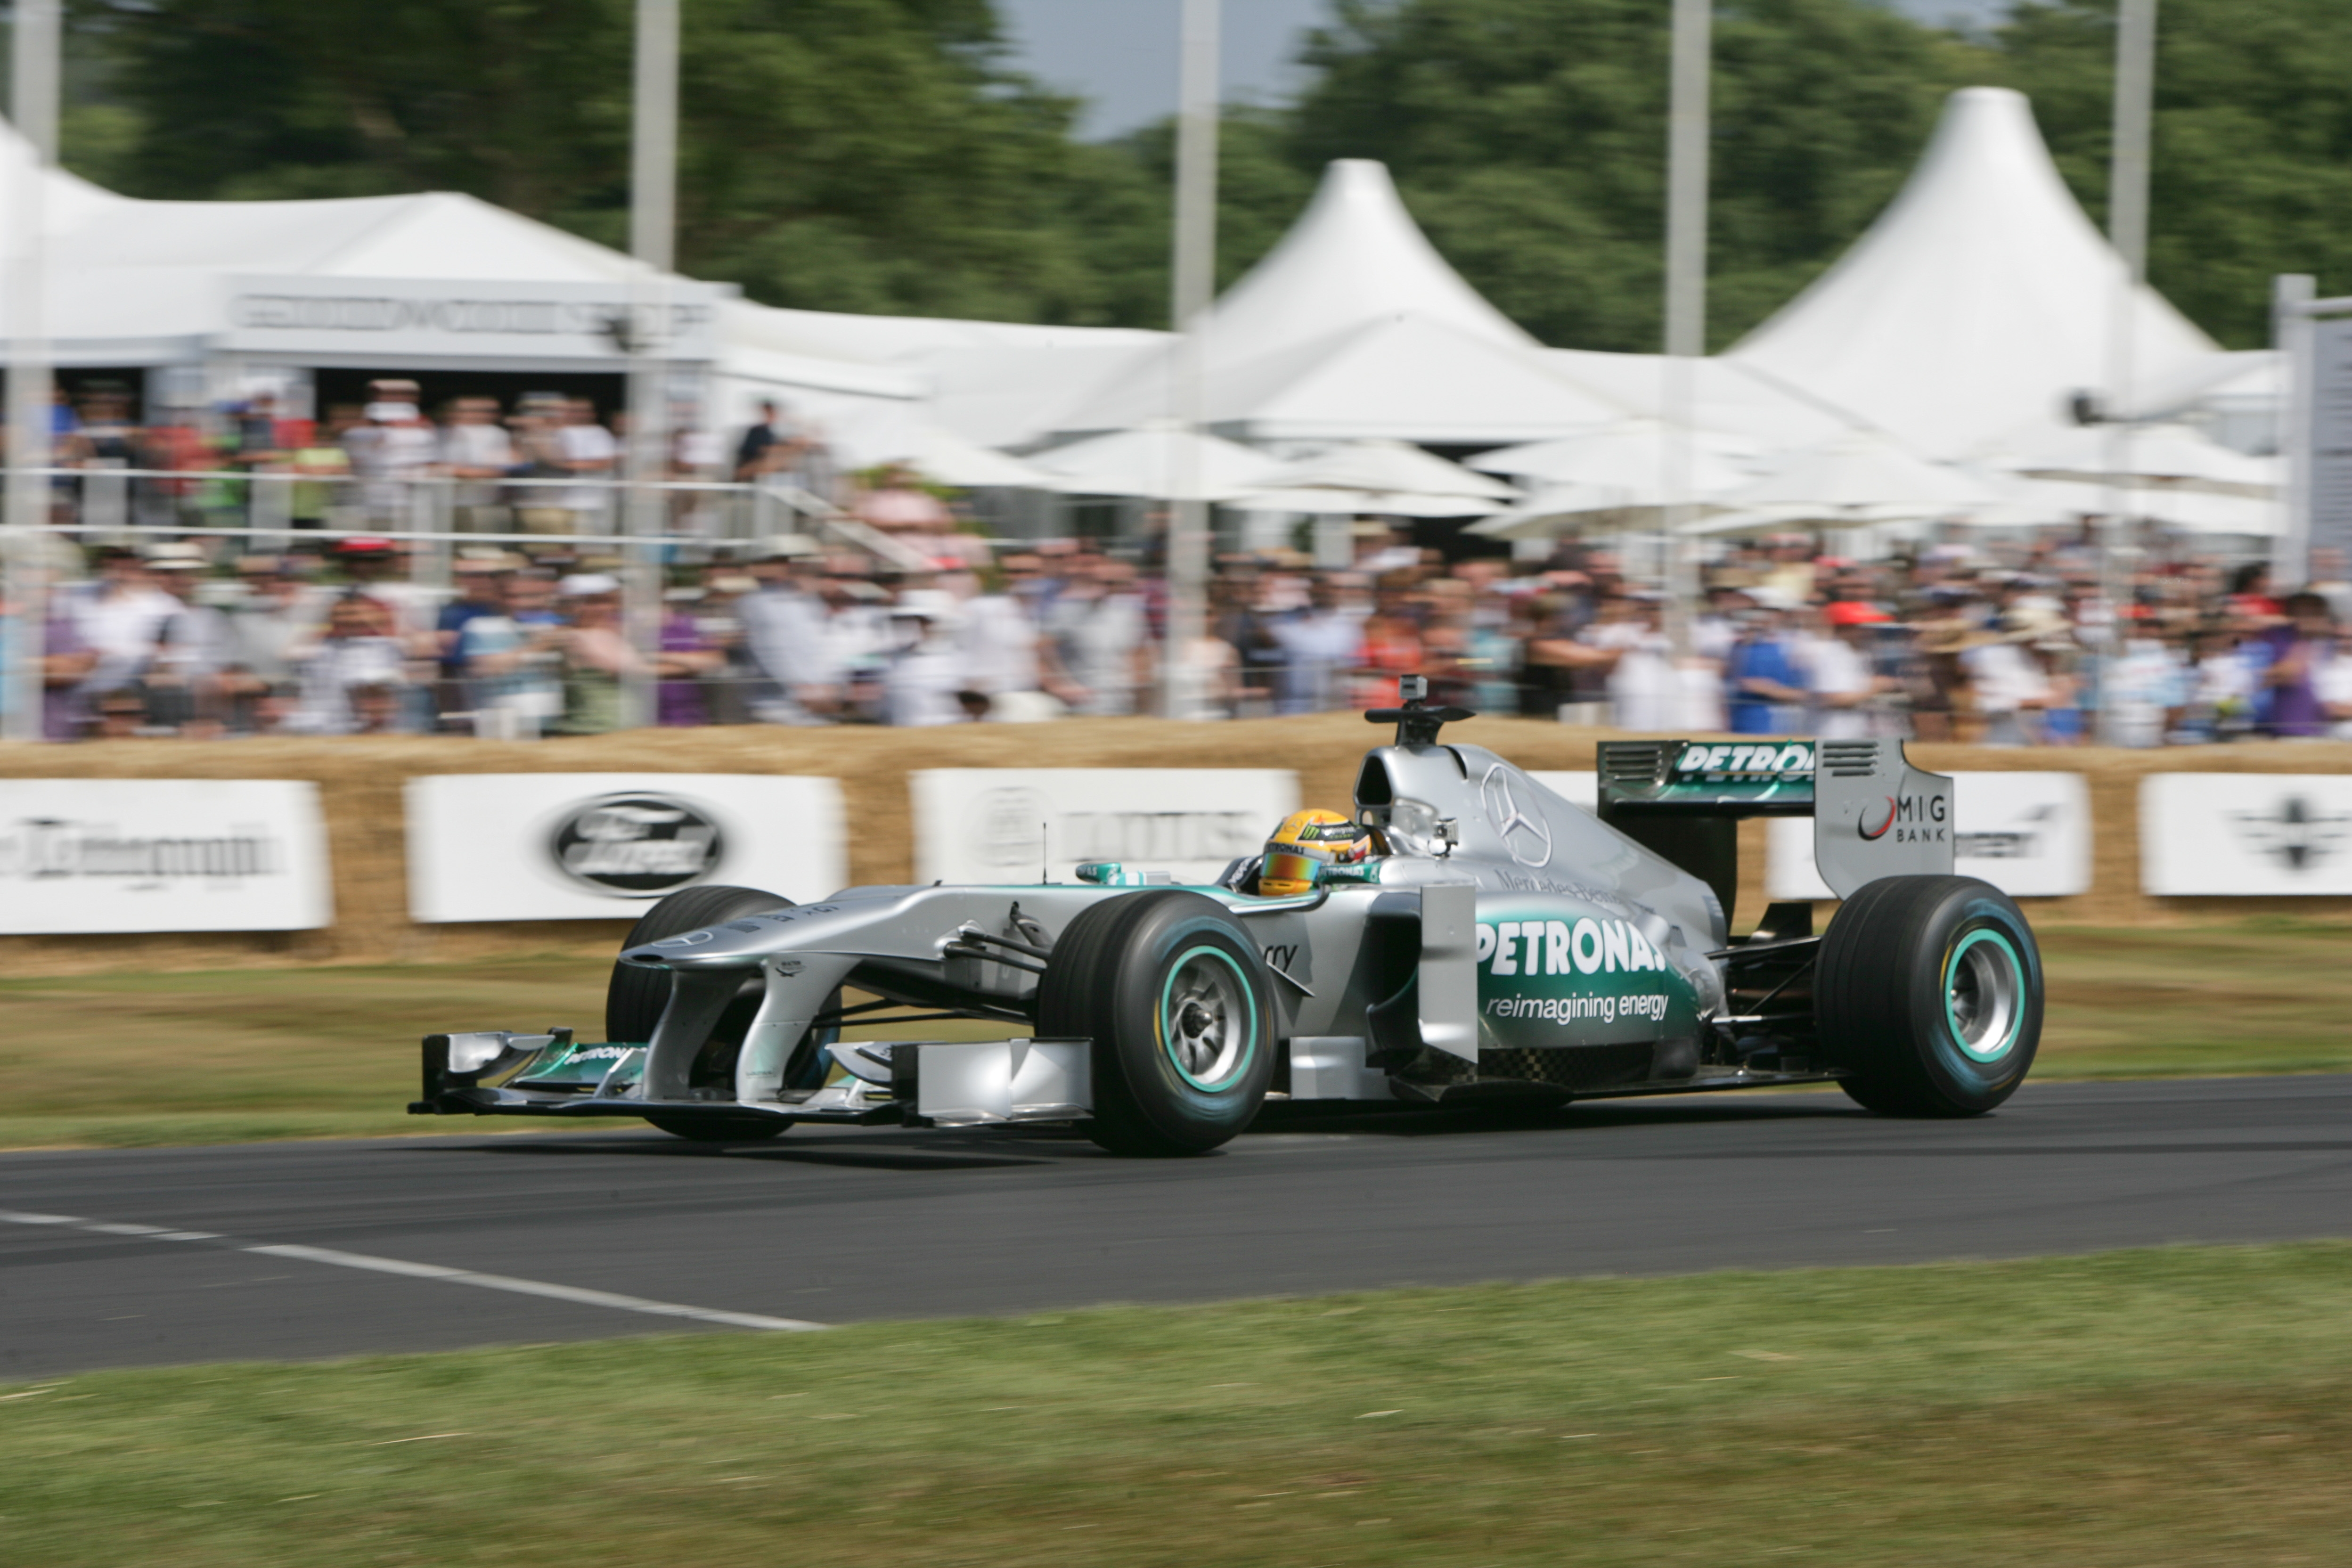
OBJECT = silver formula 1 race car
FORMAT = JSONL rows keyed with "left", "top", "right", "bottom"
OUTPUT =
{"left": 411, "top": 679, "right": 2043, "bottom": 1155}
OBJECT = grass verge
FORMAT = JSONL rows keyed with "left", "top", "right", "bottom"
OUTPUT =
{"left": 4, "top": 1243, "right": 2349, "bottom": 1566}
{"left": 2, "top": 922, "right": 2349, "bottom": 1150}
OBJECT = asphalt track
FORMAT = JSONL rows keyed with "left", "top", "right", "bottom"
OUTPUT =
{"left": 7, "top": 1074, "right": 2351, "bottom": 1380}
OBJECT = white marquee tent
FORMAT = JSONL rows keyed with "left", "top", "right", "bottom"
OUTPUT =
{"left": 1052, "top": 159, "right": 1625, "bottom": 445}
{"left": 0, "top": 119, "right": 936, "bottom": 461}
{"left": 1727, "top": 87, "right": 2223, "bottom": 460}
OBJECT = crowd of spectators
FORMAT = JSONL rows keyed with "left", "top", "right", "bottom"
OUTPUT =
{"left": 11, "top": 503, "right": 2352, "bottom": 744}
{"left": 4, "top": 381, "right": 2344, "bottom": 744}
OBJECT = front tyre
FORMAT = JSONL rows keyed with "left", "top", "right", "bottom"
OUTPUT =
{"left": 608, "top": 884, "right": 817, "bottom": 1143}
{"left": 1037, "top": 890, "right": 1277, "bottom": 1156}
{"left": 1817, "top": 875, "right": 2042, "bottom": 1117}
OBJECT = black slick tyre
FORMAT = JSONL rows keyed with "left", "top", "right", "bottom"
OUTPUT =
{"left": 1817, "top": 874, "right": 2042, "bottom": 1117}
{"left": 1036, "top": 890, "right": 1277, "bottom": 1156}
{"left": 608, "top": 884, "right": 813, "bottom": 1143}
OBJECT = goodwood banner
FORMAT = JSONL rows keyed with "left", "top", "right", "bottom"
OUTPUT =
{"left": 406, "top": 774, "right": 846, "bottom": 922}
{"left": 1766, "top": 772, "right": 2092, "bottom": 900}
{"left": 0, "top": 779, "right": 332, "bottom": 934}
{"left": 2140, "top": 773, "right": 2352, "bottom": 895}
{"left": 910, "top": 769, "right": 1298, "bottom": 887}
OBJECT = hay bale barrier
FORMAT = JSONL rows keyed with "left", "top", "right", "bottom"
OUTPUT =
{"left": 6, "top": 718, "right": 2352, "bottom": 977}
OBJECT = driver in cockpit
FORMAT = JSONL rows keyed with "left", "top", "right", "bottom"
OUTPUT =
{"left": 1219, "top": 808, "right": 1380, "bottom": 896}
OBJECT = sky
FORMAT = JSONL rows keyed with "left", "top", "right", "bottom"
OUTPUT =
{"left": 996, "top": 0, "right": 2017, "bottom": 140}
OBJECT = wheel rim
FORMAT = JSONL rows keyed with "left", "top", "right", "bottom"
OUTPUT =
{"left": 1158, "top": 946, "right": 1255, "bottom": 1090}
{"left": 1944, "top": 929, "right": 2024, "bottom": 1062}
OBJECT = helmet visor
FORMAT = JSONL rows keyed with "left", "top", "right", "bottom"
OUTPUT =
{"left": 1259, "top": 850, "right": 1323, "bottom": 891}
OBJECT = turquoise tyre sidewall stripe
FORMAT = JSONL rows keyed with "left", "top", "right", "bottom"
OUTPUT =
{"left": 1944, "top": 928, "right": 2025, "bottom": 1063}
{"left": 1157, "top": 943, "right": 1259, "bottom": 1093}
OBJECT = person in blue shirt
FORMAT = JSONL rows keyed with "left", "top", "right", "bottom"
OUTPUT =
{"left": 1722, "top": 596, "right": 1806, "bottom": 734}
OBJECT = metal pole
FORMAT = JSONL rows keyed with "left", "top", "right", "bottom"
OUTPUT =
{"left": 624, "top": 0, "right": 679, "bottom": 732}
{"left": 1162, "top": 0, "right": 1219, "bottom": 720}
{"left": 1660, "top": 0, "right": 1711, "bottom": 674}
{"left": 2099, "top": 0, "right": 2156, "bottom": 744}
{"left": 2274, "top": 275, "right": 2316, "bottom": 590}
{"left": 2, "top": 0, "right": 60, "bottom": 743}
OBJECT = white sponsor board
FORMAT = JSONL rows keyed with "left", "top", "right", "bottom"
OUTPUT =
{"left": 1767, "top": 772, "right": 2091, "bottom": 900}
{"left": 221, "top": 275, "right": 726, "bottom": 362}
{"left": 2140, "top": 773, "right": 2352, "bottom": 896}
{"left": 0, "top": 779, "right": 331, "bottom": 933}
{"left": 406, "top": 774, "right": 845, "bottom": 923}
{"left": 912, "top": 769, "right": 1297, "bottom": 887}
{"left": 1528, "top": 771, "right": 1601, "bottom": 811}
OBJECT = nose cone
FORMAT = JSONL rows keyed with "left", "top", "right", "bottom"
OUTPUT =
{"left": 621, "top": 909, "right": 803, "bottom": 969}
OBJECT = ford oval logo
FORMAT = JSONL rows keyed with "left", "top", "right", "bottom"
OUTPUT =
{"left": 548, "top": 792, "right": 724, "bottom": 897}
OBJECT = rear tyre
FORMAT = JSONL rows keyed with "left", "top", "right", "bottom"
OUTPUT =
{"left": 608, "top": 884, "right": 816, "bottom": 1143}
{"left": 1818, "top": 875, "right": 2042, "bottom": 1117}
{"left": 1037, "top": 891, "right": 1277, "bottom": 1156}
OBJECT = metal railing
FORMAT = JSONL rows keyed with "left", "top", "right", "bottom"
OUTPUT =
{"left": 0, "top": 467, "right": 935, "bottom": 740}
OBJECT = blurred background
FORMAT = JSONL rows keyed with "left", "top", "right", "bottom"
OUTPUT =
{"left": 0, "top": 0, "right": 2345, "bottom": 749}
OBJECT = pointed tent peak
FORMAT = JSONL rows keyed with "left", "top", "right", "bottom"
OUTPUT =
{"left": 1728, "top": 86, "right": 2220, "bottom": 459}
{"left": 1202, "top": 158, "right": 1537, "bottom": 361}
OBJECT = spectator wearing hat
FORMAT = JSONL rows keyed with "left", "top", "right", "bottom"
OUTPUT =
{"left": 549, "top": 574, "right": 646, "bottom": 735}
{"left": 460, "top": 570, "right": 565, "bottom": 739}
{"left": 883, "top": 590, "right": 971, "bottom": 727}
{"left": 142, "top": 544, "right": 234, "bottom": 735}
{"left": 346, "top": 389, "right": 436, "bottom": 524}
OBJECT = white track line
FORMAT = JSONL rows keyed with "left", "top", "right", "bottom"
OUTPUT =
{"left": 0, "top": 1211, "right": 827, "bottom": 1333}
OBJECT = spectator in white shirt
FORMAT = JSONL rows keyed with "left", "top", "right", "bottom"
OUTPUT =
{"left": 884, "top": 592, "right": 973, "bottom": 727}
{"left": 558, "top": 399, "right": 619, "bottom": 532}
{"left": 68, "top": 547, "right": 178, "bottom": 705}
{"left": 289, "top": 595, "right": 410, "bottom": 734}
{"left": 440, "top": 397, "right": 517, "bottom": 531}
{"left": 1960, "top": 633, "right": 2055, "bottom": 747}
{"left": 2316, "top": 641, "right": 2352, "bottom": 741}
{"left": 1271, "top": 572, "right": 1365, "bottom": 714}
{"left": 1798, "top": 601, "right": 1892, "bottom": 740}
{"left": 1046, "top": 555, "right": 1151, "bottom": 717}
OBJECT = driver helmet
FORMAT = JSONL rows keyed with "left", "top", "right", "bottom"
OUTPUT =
{"left": 1259, "top": 808, "right": 1375, "bottom": 895}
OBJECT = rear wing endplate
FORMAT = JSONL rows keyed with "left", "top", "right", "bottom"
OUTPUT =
{"left": 1597, "top": 738, "right": 1952, "bottom": 903}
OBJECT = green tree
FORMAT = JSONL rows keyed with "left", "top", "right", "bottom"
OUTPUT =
{"left": 1998, "top": 0, "right": 2352, "bottom": 348}
{"left": 59, "top": 0, "right": 2352, "bottom": 353}
{"left": 69, "top": 0, "right": 1158, "bottom": 327}
{"left": 1289, "top": 0, "right": 1987, "bottom": 351}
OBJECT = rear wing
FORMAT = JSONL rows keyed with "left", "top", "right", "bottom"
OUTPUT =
{"left": 1597, "top": 738, "right": 1953, "bottom": 911}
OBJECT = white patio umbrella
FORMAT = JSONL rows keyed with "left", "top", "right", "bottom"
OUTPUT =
{"left": 2004, "top": 421, "right": 2278, "bottom": 499}
{"left": 1465, "top": 480, "right": 1702, "bottom": 539}
{"left": 1997, "top": 474, "right": 2285, "bottom": 536}
{"left": 1715, "top": 431, "right": 2001, "bottom": 516}
{"left": 1677, "top": 503, "right": 1861, "bottom": 539}
{"left": 1465, "top": 418, "right": 1758, "bottom": 494}
{"left": 1028, "top": 421, "right": 1286, "bottom": 503}
{"left": 888, "top": 425, "right": 1062, "bottom": 490}
{"left": 1236, "top": 438, "right": 1516, "bottom": 516}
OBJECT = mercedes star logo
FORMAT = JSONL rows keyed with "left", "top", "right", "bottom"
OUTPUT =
{"left": 1481, "top": 765, "right": 1554, "bottom": 869}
